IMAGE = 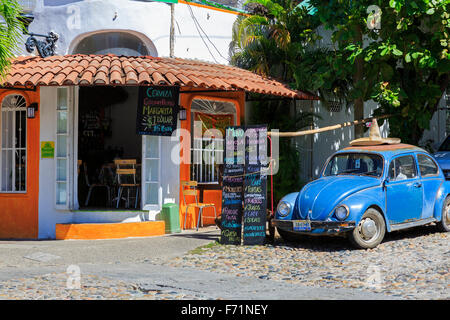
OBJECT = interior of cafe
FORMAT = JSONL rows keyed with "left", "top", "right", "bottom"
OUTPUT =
{"left": 77, "top": 86, "right": 142, "bottom": 210}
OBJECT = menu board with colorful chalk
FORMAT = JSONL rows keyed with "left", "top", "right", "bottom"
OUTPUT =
{"left": 243, "top": 125, "right": 268, "bottom": 245}
{"left": 220, "top": 126, "right": 245, "bottom": 245}
{"left": 220, "top": 125, "right": 268, "bottom": 245}
{"left": 220, "top": 164, "right": 244, "bottom": 245}
{"left": 136, "top": 86, "right": 179, "bottom": 136}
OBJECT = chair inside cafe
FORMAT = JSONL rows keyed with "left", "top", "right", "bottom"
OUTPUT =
{"left": 77, "top": 86, "right": 142, "bottom": 210}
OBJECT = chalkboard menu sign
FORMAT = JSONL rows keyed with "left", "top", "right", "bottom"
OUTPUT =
{"left": 136, "top": 86, "right": 179, "bottom": 136}
{"left": 220, "top": 125, "right": 268, "bottom": 245}
{"left": 220, "top": 164, "right": 244, "bottom": 245}
{"left": 220, "top": 126, "right": 245, "bottom": 245}
{"left": 243, "top": 126, "right": 267, "bottom": 245}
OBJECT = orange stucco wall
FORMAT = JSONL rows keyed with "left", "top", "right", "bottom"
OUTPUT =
{"left": 178, "top": 90, "right": 245, "bottom": 229}
{"left": 0, "top": 88, "right": 40, "bottom": 239}
{"left": 56, "top": 221, "right": 165, "bottom": 240}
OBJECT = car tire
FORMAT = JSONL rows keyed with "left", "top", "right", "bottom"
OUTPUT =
{"left": 349, "top": 208, "right": 386, "bottom": 249}
{"left": 277, "top": 228, "right": 304, "bottom": 243}
{"left": 437, "top": 195, "right": 450, "bottom": 232}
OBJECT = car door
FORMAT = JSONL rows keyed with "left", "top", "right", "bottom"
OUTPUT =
{"left": 385, "top": 154, "right": 423, "bottom": 224}
{"left": 417, "top": 153, "right": 442, "bottom": 219}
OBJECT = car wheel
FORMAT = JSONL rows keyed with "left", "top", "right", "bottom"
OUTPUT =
{"left": 277, "top": 228, "right": 303, "bottom": 243}
{"left": 349, "top": 208, "right": 386, "bottom": 249}
{"left": 437, "top": 196, "right": 450, "bottom": 232}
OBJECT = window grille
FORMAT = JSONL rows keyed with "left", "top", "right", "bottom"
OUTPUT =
{"left": 190, "top": 99, "right": 236, "bottom": 184}
{"left": 0, "top": 95, "right": 27, "bottom": 192}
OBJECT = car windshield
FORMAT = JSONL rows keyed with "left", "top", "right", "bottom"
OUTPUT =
{"left": 323, "top": 153, "right": 383, "bottom": 177}
{"left": 439, "top": 136, "right": 450, "bottom": 151}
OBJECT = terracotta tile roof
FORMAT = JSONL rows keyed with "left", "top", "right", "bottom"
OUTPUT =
{"left": 2, "top": 54, "right": 317, "bottom": 100}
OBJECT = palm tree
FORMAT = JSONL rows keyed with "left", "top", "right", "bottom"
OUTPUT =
{"left": 229, "top": 0, "right": 302, "bottom": 80}
{"left": 0, "top": 0, "right": 25, "bottom": 80}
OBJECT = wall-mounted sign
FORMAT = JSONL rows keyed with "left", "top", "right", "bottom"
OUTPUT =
{"left": 136, "top": 86, "right": 180, "bottom": 136}
{"left": 41, "top": 141, "right": 55, "bottom": 158}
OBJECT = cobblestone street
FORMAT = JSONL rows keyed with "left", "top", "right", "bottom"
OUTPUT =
{"left": 0, "top": 273, "right": 201, "bottom": 300}
{"left": 0, "top": 225, "right": 448, "bottom": 300}
{"left": 163, "top": 225, "right": 449, "bottom": 300}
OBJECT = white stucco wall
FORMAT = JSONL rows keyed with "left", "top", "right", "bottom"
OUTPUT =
{"left": 19, "top": 0, "right": 237, "bottom": 64}
{"left": 38, "top": 86, "right": 75, "bottom": 239}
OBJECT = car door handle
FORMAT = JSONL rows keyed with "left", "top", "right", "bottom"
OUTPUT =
{"left": 413, "top": 182, "right": 422, "bottom": 188}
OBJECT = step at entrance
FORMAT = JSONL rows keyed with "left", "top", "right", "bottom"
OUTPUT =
{"left": 55, "top": 221, "right": 165, "bottom": 240}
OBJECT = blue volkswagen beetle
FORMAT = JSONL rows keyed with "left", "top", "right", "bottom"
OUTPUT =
{"left": 272, "top": 143, "right": 450, "bottom": 249}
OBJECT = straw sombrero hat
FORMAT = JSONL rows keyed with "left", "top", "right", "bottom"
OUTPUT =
{"left": 349, "top": 119, "right": 401, "bottom": 146}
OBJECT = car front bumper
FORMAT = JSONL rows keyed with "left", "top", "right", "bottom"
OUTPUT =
{"left": 272, "top": 219, "right": 356, "bottom": 234}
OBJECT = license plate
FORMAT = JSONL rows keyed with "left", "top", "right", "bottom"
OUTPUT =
{"left": 293, "top": 220, "right": 311, "bottom": 231}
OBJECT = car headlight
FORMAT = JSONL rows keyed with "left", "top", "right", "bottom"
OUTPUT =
{"left": 277, "top": 201, "right": 291, "bottom": 217}
{"left": 334, "top": 205, "right": 349, "bottom": 221}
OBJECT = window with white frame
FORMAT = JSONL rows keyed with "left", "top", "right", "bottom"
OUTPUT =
{"left": 191, "top": 99, "right": 236, "bottom": 184}
{"left": 56, "top": 88, "right": 70, "bottom": 207}
{"left": 142, "top": 135, "right": 161, "bottom": 210}
{"left": 0, "top": 94, "right": 27, "bottom": 192}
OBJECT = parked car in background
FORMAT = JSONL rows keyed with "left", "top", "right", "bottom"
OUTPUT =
{"left": 433, "top": 135, "right": 450, "bottom": 180}
{"left": 273, "top": 143, "right": 450, "bottom": 249}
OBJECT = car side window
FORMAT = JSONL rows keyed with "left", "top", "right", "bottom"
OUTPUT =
{"left": 417, "top": 154, "right": 439, "bottom": 177}
{"left": 389, "top": 155, "right": 417, "bottom": 181}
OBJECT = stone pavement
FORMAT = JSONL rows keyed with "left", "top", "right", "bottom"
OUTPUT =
{"left": 0, "top": 225, "right": 448, "bottom": 300}
{"left": 163, "top": 224, "right": 449, "bottom": 300}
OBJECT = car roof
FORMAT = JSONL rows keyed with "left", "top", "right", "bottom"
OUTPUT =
{"left": 339, "top": 143, "right": 427, "bottom": 158}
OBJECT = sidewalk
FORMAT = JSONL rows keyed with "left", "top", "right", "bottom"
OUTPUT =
{"left": 0, "top": 226, "right": 221, "bottom": 272}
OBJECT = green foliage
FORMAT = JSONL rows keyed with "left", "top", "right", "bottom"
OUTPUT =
{"left": 0, "top": 0, "right": 24, "bottom": 81}
{"left": 234, "top": 0, "right": 449, "bottom": 146}
{"left": 309, "top": 0, "right": 449, "bottom": 145}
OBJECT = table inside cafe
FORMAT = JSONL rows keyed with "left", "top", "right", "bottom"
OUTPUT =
{"left": 77, "top": 147, "right": 141, "bottom": 209}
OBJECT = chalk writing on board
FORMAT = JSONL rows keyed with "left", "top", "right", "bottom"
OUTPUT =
{"left": 220, "top": 126, "right": 245, "bottom": 245}
{"left": 243, "top": 125, "right": 267, "bottom": 245}
{"left": 136, "top": 86, "right": 179, "bottom": 136}
{"left": 220, "top": 125, "right": 268, "bottom": 246}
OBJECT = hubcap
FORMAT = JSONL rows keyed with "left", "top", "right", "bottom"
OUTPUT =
{"left": 359, "top": 218, "right": 378, "bottom": 241}
{"left": 445, "top": 202, "right": 450, "bottom": 225}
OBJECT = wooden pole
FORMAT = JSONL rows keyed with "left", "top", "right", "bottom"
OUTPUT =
{"left": 169, "top": 3, "right": 175, "bottom": 58}
{"left": 353, "top": 24, "right": 365, "bottom": 139}
{"left": 268, "top": 115, "right": 391, "bottom": 138}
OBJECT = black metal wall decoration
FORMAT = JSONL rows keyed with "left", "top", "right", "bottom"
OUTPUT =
{"left": 17, "top": 13, "right": 35, "bottom": 33}
{"left": 25, "top": 31, "right": 59, "bottom": 58}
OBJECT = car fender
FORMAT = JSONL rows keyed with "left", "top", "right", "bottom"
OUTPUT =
{"left": 433, "top": 181, "right": 450, "bottom": 221}
{"left": 339, "top": 186, "right": 390, "bottom": 230}
{"left": 275, "top": 192, "right": 299, "bottom": 220}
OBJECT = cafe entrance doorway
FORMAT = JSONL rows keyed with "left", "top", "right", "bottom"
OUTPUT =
{"left": 77, "top": 86, "right": 142, "bottom": 210}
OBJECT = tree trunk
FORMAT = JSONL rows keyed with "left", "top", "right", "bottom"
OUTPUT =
{"left": 353, "top": 25, "right": 364, "bottom": 139}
